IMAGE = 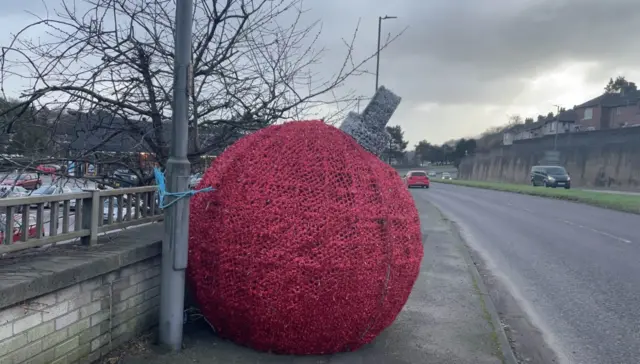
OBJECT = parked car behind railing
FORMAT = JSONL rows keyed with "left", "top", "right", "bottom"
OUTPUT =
{"left": 30, "top": 185, "right": 73, "bottom": 208}
{"left": 0, "top": 186, "right": 29, "bottom": 198}
{"left": 0, "top": 213, "right": 42, "bottom": 244}
{"left": 0, "top": 173, "right": 41, "bottom": 190}
{"left": 0, "top": 186, "right": 163, "bottom": 254}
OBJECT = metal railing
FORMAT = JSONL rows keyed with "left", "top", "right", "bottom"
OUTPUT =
{"left": 0, "top": 186, "right": 163, "bottom": 255}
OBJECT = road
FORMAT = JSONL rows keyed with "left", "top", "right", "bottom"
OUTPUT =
{"left": 412, "top": 184, "right": 640, "bottom": 364}
{"left": 395, "top": 167, "right": 458, "bottom": 179}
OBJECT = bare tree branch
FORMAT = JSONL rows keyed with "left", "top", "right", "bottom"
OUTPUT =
{"left": 0, "top": 0, "right": 403, "bottom": 184}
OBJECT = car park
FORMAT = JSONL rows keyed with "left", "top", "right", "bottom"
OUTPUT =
{"left": 30, "top": 185, "right": 73, "bottom": 208}
{"left": 1, "top": 174, "right": 41, "bottom": 190}
{"left": 67, "top": 187, "right": 85, "bottom": 210}
{"left": 103, "top": 198, "right": 138, "bottom": 223}
{"left": 0, "top": 213, "right": 42, "bottom": 243}
{"left": 0, "top": 186, "right": 29, "bottom": 198}
{"left": 110, "top": 170, "right": 140, "bottom": 187}
{"left": 36, "top": 164, "right": 62, "bottom": 174}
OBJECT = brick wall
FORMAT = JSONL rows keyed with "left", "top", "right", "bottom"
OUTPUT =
{"left": 606, "top": 104, "right": 640, "bottom": 128}
{"left": 575, "top": 105, "right": 602, "bottom": 129}
{"left": 0, "top": 256, "right": 160, "bottom": 364}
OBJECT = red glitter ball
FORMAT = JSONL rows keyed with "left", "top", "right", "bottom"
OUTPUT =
{"left": 187, "top": 120, "right": 423, "bottom": 355}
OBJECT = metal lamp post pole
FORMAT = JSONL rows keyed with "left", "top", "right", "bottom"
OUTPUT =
{"left": 553, "top": 104, "right": 561, "bottom": 151}
{"left": 159, "top": 0, "right": 193, "bottom": 352}
{"left": 375, "top": 15, "right": 397, "bottom": 92}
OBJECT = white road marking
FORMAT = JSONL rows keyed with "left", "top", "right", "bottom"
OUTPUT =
{"left": 561, "top": 220, "right": 632, "bottom": 244}
{"left": 502, "top": 200, "right": 632, "bottom": 244}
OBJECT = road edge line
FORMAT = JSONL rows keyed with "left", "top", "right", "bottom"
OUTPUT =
{"left": 426, "top": 200, "right": 519, "bottom": 364}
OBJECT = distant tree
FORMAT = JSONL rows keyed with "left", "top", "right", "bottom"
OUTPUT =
{"left": 414, "top": 140, "right": 455, "bottom": 165}
{"left": 605, "top": 76, "right": 637, "bottom": 93}
{"left": 537, "top": 115, "right": 545, "bottom": 122}
{"left": 0, "top": 99, "right": 50, "bottom": 156}
{"left": 383, "top": 125, "right": 409, "bottom": 164}
{"left": 465, "top": 139, "right": 477, "bottom": 155}
{"left": 414, "top": 140, "right": 431, "bottom": 164}
{"left": 547, "top": 112, "right": 554, "bottom": 118}
{"left": 452, "top": 138, "right": 476, "bottom": 167}
{"left": 441, "top": 144, "right": 454, "bottom": 164}
{"left": 508, "top": 115, "right": 523, "bottom": 126}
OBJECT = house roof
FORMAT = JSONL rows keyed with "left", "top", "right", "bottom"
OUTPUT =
{"left": 542, "top": 109, "right": 577, "bottom": 124}
{"left": 576, "top": 88, "right": 640, "bottom": 108}
{"left": 524, "top": 121, "right": 544, "bottom": 131}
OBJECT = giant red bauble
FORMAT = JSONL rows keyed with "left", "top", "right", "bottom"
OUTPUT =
{"left": 187, "top": 120, "right": 423, "bottom": 355}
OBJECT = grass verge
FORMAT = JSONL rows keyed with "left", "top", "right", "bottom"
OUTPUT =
{"left": 432, "top": 179, "right": 640, "bottom": 214}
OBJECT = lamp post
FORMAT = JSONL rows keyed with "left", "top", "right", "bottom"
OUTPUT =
{"left": 553, "top": 104, "right": 562, "bottom": 151}
{"left": 159, "top": 0, "right": 193, "bottom": 352}
{"left": 375, "top": 15, "right": 397, "bottom": 92}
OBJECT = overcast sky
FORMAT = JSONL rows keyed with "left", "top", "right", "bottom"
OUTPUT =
{"left": 3, "top": 0, "right": 640, "bottom": 146}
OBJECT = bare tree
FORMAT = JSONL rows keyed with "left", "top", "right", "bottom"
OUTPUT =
{"left": 0, "top": 0, "right": 403, "bottom": 184}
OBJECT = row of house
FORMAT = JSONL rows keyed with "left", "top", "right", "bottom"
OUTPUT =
{"left": 503, "top": 85, "right": 640, "bottom": 145}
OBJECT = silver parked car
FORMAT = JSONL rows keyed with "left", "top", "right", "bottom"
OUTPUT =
{"left": 103, "top": 198, "right": 137, "bottom": 223}
{"left": 0, "top": 186, "right": 29, "bottom": 198}
{"left": 30, "top": 185, "right": 73, "bottom": 208}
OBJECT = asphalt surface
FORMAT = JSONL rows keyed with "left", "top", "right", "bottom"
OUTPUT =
{"left": 414, "top": 183, "right": 640, "bottom": 364}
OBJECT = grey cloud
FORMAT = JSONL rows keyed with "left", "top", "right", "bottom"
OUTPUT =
{"left": 259, "top": 0, "right": 640, "bottom": 142}
{"left": 383, "top": 0, "right": 640, "bottom": 104}
{"left": 314, "top": 0, "right": 640, "bottom": 106}
{"left": 5, "top": 0, "right": 640, "bottom": 144}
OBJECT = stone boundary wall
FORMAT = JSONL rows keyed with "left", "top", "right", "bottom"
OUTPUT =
{"left": 0, "top": 225, "right": 162, "bottom": 364}
{"left": 458, "top": 127, "right": 640, "bottom": 189}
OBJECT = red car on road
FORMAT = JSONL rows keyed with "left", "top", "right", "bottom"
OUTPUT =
{"left": 404, "top": 170, "right": 430, "bottom": 189}
{"left": 1, "top": 174, "right": 41, "bottom": 190}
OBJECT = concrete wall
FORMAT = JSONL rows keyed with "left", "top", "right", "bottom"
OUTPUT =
{"left": 0, "top": 226, "right": 162, "bottom": 364}
{"left": 458, "top": 127, "right": 640, "bottom": 190}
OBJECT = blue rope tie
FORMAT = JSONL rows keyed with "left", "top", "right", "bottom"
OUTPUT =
{"left": 154, "top": 167, "right": 214, "bottom": 209}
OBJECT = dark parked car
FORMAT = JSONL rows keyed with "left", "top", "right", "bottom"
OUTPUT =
{"left": 110, "top": 170, "right": 140, "bottom": 187}
{"left": 530, "top": 165, "right": 571, "bottom": 189}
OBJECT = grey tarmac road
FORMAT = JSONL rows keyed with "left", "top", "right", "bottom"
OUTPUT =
{"left": 413, "top": 183, "right": 640, "bottom": 364}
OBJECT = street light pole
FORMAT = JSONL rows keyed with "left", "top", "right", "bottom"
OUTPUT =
{"left": 553, "top": 104, "right": 561, "bottom": 151}
{"left": 159, "top": 0, "right": 193, "bottom": 352}
{"left": 375, "top": 15, "right": 397, "bottom": 92}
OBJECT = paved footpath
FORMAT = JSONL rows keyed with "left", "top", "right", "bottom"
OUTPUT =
{"left": 110, "top": 197, "right": 512, "bottom": 364}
